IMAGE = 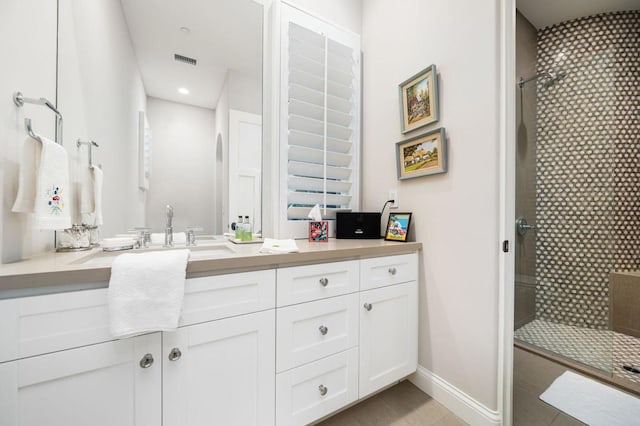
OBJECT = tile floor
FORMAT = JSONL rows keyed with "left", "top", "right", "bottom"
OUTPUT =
{"left": 513, "top": 347, "right": 586, "bottom": 425}
{"left": 317, "top": 380, "right": 467, "bottom": 426}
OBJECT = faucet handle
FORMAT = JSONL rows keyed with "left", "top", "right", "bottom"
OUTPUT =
{"left": 130, "top": 227, "right": 152, "bottom": 249}
{"left": 185, "top": 226, "right": 203, "bottom": 246}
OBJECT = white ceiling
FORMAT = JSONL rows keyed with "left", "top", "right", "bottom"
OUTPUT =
{"left": 120, "top": 0, "right": 263, "bottom": 109}
{"left": 517, "top": 0, "right": 639, "bottom": 28}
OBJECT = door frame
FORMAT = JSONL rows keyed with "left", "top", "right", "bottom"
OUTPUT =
{"left": 498, "top": 0, "right": 516, "bottom": 425}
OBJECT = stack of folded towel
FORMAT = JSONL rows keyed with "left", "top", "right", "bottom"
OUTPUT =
{"left": 108, "top": 249, "right": 190, "bottom": 338}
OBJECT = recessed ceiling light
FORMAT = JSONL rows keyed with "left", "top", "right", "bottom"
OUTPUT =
{"left": 178, "top": 87, "right": 190, "bottom": 95}
{"left": 180, "top": 27, "right": 191, "bottom": 34}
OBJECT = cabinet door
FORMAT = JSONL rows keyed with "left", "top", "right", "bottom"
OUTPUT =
{"left": 0, "top": 333, "right": 161, "bottom": 426}
{"left": 163, "top": 310, "right": 275, "bottom": 426}
{"left": 359, "top": 281, "right": 418, "bottom": 398}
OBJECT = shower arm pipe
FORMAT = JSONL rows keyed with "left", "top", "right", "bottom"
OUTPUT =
{"left": 77, "top": 139, "right": 99, "bottom": 168}
{"left": 13, "top": 91, "right": 63, "bottom": 145}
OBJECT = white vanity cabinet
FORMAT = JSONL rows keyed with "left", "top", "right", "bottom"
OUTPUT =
{"left": 274, "top": 252, "right": 418, "bottom": 425}
{"left": 359, "top": 281, "right": 418, "bottom": 398}
{"left": 0, "top": 249, "right": 419, "bottom": 426}
{"left": 0, "top": 333, "right": 161, "bottom": 426}
{"left": 163, "top": 310, "right": 275, "bottom": 426}
{"left": 0, "top": 269, "right": 277, "bottom": 426}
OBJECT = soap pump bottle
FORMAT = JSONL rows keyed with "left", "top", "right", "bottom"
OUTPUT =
{"left": 235, "top": 215, "right": 243, "bottom": 240}
{"left": 243, "top": 216, "right": 252, "bottom": 241}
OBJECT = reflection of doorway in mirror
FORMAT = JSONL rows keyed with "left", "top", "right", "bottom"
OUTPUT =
{"left": 228, "top": 110, "right": 262, "bottom": 235}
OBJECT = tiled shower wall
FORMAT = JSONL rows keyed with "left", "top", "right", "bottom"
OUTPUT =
{"left": 535, "top": 11, "right": 640, "bottom": 329}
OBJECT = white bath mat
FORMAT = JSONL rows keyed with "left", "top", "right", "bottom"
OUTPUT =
{"left": 540, "top": 371, "right": 640, "bottom": 425}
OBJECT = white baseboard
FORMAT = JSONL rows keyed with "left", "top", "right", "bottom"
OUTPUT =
{"left": 409, "top": 365, "right": 502, "bottom": 426}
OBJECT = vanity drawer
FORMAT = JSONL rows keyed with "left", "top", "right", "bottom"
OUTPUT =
{"left": 276, "top": 294, "right": 358, "bottom": 372}
{"left": 360, "top": 253, "right": 418, "bottom": 291}
{"left": 180, "top": 269, "right": 276, "bottom": 326}
{"left": 276, "top": 348, "right": 358, "bottom": 426}
{"left": 276, "top": 260, "right": 359, "bottom": 306}
{"left": 0, "top": 289, "right": 111, "bottom": 363}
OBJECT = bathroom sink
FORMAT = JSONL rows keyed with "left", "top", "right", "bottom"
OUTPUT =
{"left": 73, "top": 244, "right": 236, "bottom": 267}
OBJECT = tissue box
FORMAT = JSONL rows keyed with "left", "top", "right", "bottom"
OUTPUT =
{"left": 309, "top": 221, "right": 329, "bottom": 242}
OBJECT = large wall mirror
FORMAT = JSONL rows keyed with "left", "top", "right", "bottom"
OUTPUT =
{"left": 57, "top": 0, "right": 264, "bottom": 239}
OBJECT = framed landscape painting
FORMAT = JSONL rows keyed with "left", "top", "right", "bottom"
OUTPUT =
{"left": 396, "top": 127, "right": 447, "bottom": 180}
{"left": 399, "top": 65, "right": 439, "bottom": 133}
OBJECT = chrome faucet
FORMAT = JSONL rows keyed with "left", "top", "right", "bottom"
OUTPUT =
{"left": 164, "top": 205, "right": 174, "bottom": 247}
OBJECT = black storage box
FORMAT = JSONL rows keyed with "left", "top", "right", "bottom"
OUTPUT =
{"left": 335, "top": 212, "right": 382, "bottom": 239}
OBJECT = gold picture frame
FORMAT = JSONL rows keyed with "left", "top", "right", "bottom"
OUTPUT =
{"left": 399, "top": 65, "right": 439, "bottom": 133}
{"left": 396, "top": 127, "right": 447, "bottom": 180}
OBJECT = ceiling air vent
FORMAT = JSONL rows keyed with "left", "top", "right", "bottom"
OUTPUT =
{"left": 174, "top": 54, "right": 197, "bottom": 66}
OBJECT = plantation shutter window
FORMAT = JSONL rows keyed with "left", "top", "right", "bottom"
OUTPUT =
{"left": 279, "top": 5, "right": 361, "bottom": 238}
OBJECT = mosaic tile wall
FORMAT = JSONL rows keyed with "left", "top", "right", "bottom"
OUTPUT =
{"left": 535, "top": 11, "right": 640, "bottom": 329}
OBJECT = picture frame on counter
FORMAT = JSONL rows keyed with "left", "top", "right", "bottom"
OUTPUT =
{"left": 384, "top": 212, "right": 412, "bottom": 242}
{"left": 399, "top": 64, "right": 439, "bottom": 133}
{"left": 396, "top": 127, "right": 447, "bottom": 180}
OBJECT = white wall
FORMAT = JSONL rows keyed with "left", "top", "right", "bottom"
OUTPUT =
{"left": 0, "top": 0, "right": 58, "bottom": 263}
{"left": 145, "top": 97, "right": 216, "bottom": 233}
{"left": 362, "top": 0, "right": 501, "bottom": 412}
{"left": 58, "top": 0, "right": 147, "bottom": 239}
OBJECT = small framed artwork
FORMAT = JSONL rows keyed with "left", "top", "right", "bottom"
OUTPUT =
{"left": 399, "top": 64, "right": 439, "bottom": 133}
{"left": 384, "top": 213, "right": 412, "bottom": 242}
{"left": 396, "top": 127, "right": 447, "bottom": 180}
{"left": 309, "top": 220, "right": 329, "bottom": 242}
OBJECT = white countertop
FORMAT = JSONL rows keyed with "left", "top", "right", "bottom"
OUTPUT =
{"left": 0, "top": 239, "right": 422, "bottom": 294}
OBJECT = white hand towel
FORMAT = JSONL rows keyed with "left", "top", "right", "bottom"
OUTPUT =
{"left": 12, "top": 137, "right": 40, "bottom": 212}
{"left": 92, "top": 167, "right": 104, "bottom": 225}
{"left": 259, "top": 238, "right": 300, "bottom": 254}
{"left": 108, "top": 249, "right": 190, "bottom": 339}
{"left": 13, "top": 135, "right": 72, "bottom": 230}
{"left": 79, "top": 167, "right": 95, "bottom": 214}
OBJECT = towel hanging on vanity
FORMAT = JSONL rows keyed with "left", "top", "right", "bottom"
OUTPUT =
{"left": 108, "top": 249, "right": 190, "bottom": 338}
{"left": 12, "top": 134, "right": 71, "bottom": 230}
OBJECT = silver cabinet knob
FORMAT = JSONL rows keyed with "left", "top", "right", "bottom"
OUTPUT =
{"left": 319, "top": 325, "right": 328, "bottom": 335}
{"left": 364, "top": 303, "right": 373, "bottom": 311}
{"left": 139, "top": 353, "right": 154, "bottom": 368}
{"left": 168, "top": 347, "right": 182, "bottom": 361}
{"left": 318, "top": 384, "right": 328, "bottom": 396}
{"left": 319, "top": 277, "right": 329, "bottom": 287}
{"left": 388, "top": 267, "right": 397, "bottom": 275}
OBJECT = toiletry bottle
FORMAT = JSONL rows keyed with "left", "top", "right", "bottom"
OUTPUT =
{"left": 243, "top": 216, "right": 252, "bottom": 241}
{"left": 235, "top": 215, "right": 243, "bottom": 240}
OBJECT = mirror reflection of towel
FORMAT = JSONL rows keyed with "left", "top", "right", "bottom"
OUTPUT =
{"left": 12, "top": 135, "right": 71, "bottom": 230}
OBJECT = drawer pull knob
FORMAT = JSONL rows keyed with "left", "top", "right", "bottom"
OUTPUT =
{"left": 319, "top": 277, "right": 329, "bottom": 287}
{"left": 139, "top": 353, "right": 154, "bottom": 369}
{"left": 168, "top": 347, "right": 182, "bottom": 362}
{"left": 318, "top": 384, "right": 328, "bottom": 396}
{"left": 388, "top": 267, "right": 397, "bottom": 275}
{"left": 319, "top": 325, "right": 328, "bottom": 335}
{"left": 364, "top": 303, "right": 373, "bottom": 311}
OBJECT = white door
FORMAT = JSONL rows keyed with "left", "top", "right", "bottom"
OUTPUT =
{"left": 228, "top": 109, "right": 262, "bottom": 234}
{"left": 163, "top": 310, "right": 275, "bottom": 426}
{"left": 359, "top": 281, "right": 418, "bottom": 398}
{"left": 0, "top": 333, "right": 161, "bottom": 426}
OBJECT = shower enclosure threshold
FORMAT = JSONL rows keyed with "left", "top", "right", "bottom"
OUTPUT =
{"left": 515, "top": 337, "right": 640, "bottom": 397}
